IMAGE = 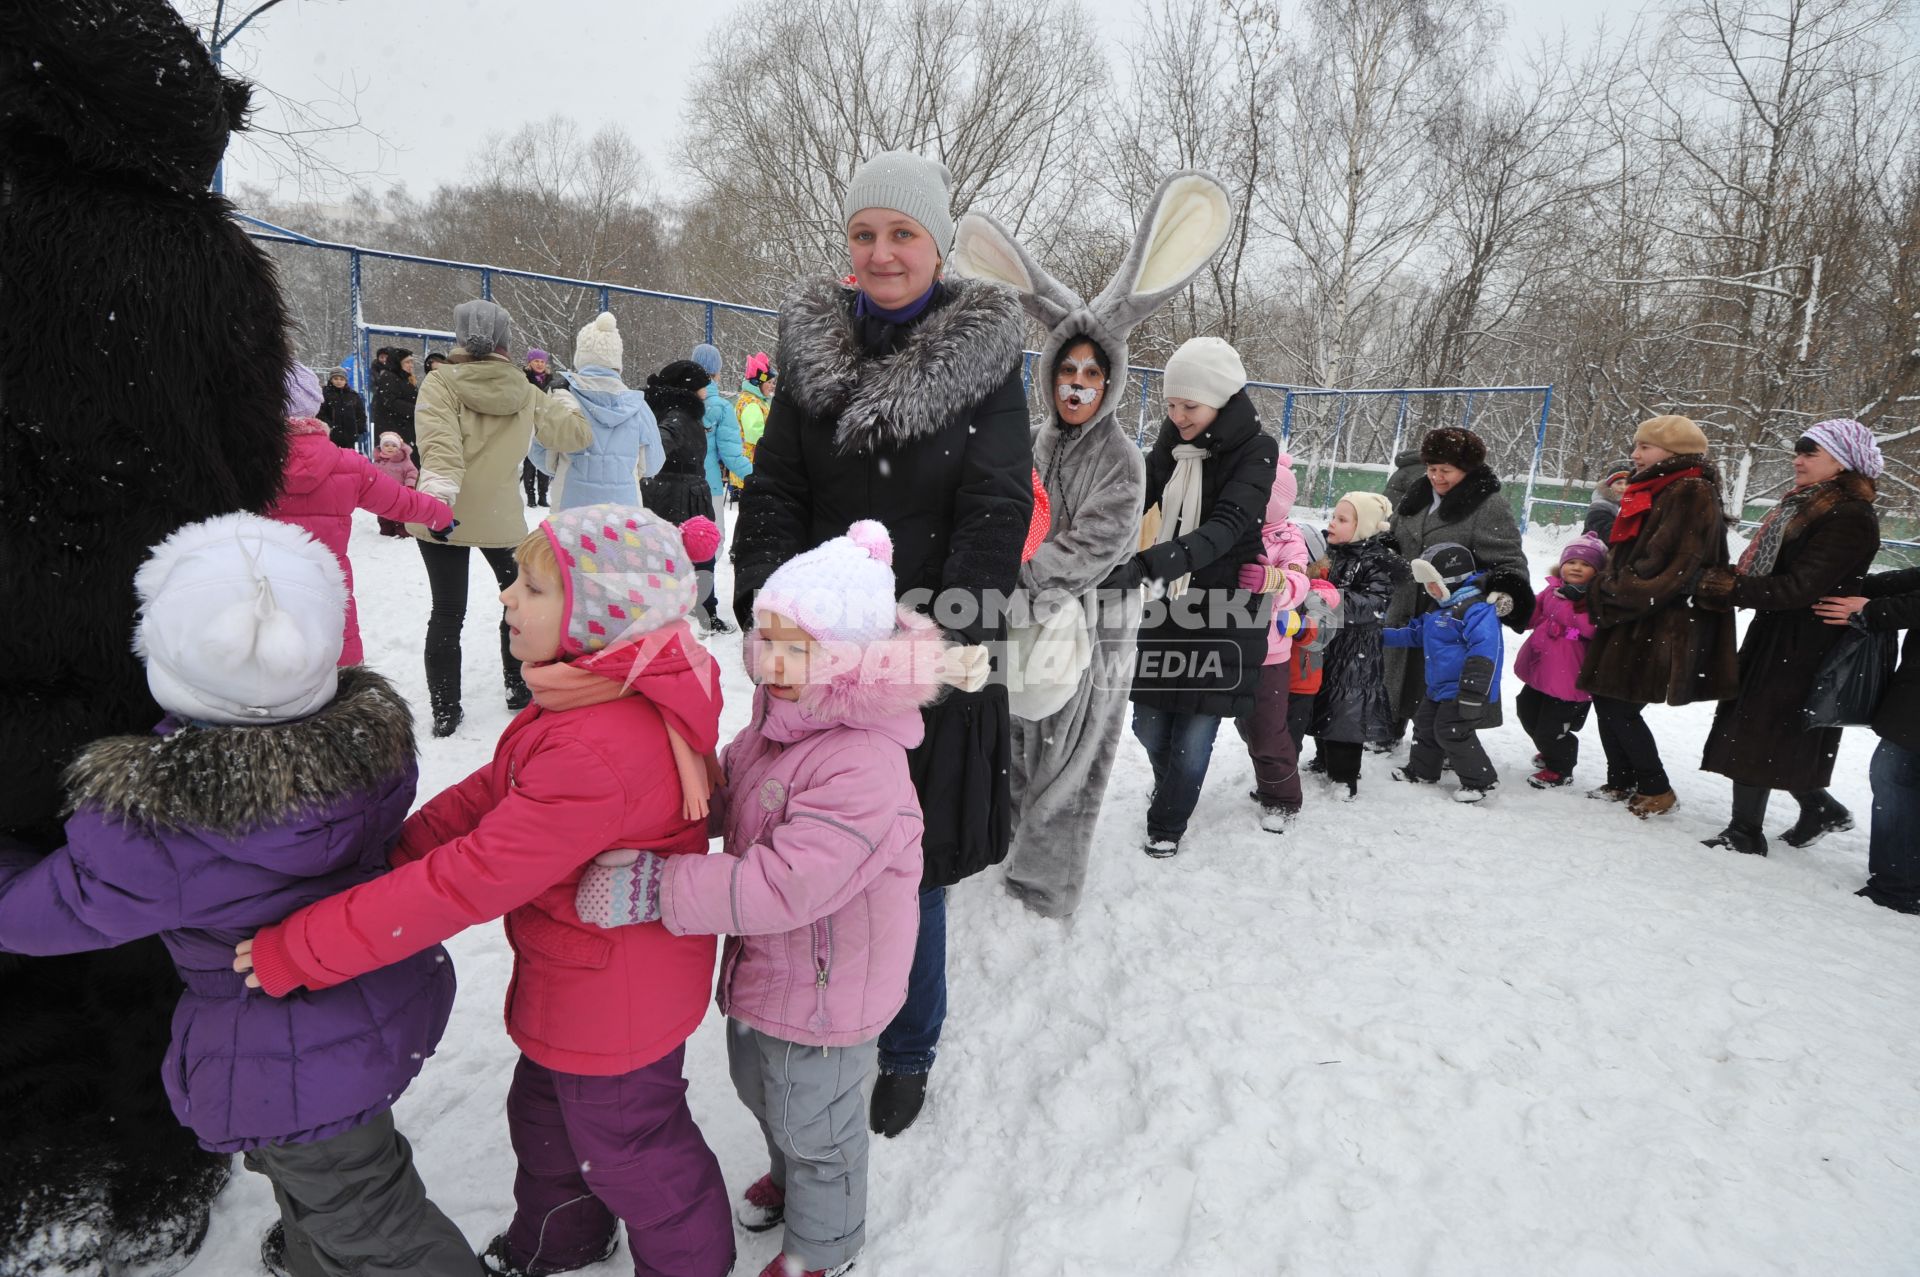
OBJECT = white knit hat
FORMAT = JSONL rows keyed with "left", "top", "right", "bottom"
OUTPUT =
{"left": 1338, "top": 491, "right": 1394, "bottom": 542}
{"left": 842, "top": 151, "right": 956, "bottom": 254}
{"left": 133, "top": 513, "right": 347, "bottom": 725}
{"left": 1162, "top": 336, "right": 1247, "bottom": 409}
{"left": 756, "top": 520, "right": 900, "bottom": 645}
{"left": 574, "top": 312, "right": 623, "bottom": 374}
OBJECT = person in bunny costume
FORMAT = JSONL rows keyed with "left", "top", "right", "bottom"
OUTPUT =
{"left": 949, "top": 171, "right": 1232, "bottom": 918}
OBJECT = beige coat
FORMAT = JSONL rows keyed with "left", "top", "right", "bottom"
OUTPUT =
{"left": 408, "top": 354, "right": 591, "bottom": 547}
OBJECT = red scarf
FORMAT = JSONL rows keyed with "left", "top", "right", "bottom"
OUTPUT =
{"left": 1609, "top": 467, "right": 1700, "bottom": 544}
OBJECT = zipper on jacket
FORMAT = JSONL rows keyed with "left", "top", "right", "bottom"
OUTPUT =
{"left": 809, "top": 916, "right": 834, "bottom": 1047}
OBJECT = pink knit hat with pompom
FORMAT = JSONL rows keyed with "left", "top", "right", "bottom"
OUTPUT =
{"left": 1266, "top": 452, "right": 1298, "bottom": 523}
{"left": 755, "top": 519, "right": 900, "bottom": 644}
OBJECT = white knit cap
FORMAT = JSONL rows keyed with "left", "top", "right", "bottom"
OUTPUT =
{"left": 1162, "top": 336, "right": 1247, "bottom": 409}
{"left": 1338, "top": 491, "right": 1394, "bottom": 542}
{"left": 133, "top": 513, "right": 347, "bottom": 725}
{"left": 756, "top": 520, "right": 900, "bottom": 645}
{"left": 842, "top": 151, "right": 955, "bottom": 254}
{"left": 574, "top": 312, "right": 623, "bottom": 374}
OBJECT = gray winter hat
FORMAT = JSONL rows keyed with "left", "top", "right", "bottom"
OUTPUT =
{"left": 842, "top": 150, "right": 955, "bottom": 253}
{"left": 453, "top": 299, "right": 513, "bottom": 357}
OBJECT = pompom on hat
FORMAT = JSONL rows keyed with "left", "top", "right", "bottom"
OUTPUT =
{"left": 284, "top": 362, "right": 323, "bottom": 420}
{"left": 134, "top": 513, "right": 347, "bottom": 725}
{"left": 756, "top": 519, "right": 901, "bottom": 645}
{"left": 538, "top": 504, "right": 700, "bottom": 657}
{"left": 1266, "top": 452, "right": 1299, "bottom": 523}
{"left": 574, "top": 312, "right": 624, "bottom": 373}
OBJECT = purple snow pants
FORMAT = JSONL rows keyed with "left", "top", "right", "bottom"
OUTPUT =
{"left": 502, "top": 1048, "right": 733, "bottom": 1277}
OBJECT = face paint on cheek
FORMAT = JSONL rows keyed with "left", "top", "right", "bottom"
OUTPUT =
{"left": 1056, "top": 382, "right": 1104, "bottom": 412}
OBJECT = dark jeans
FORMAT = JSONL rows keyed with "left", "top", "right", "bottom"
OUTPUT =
{"left": 1131, "top": 706, "right": 1224, "bottom": 841}
{"left": 242, "top": 1110, "right": 473, "bottom": 1277}
{"left": 1235, "top": 663, "right": 1301, "bottom": 808}
{"left": 503, "top": 1049, "right": 732, "bottom": 1277}
{"left": 416, "top": 540, "right": 521, "bottom": 713}
{"left": 1867, "top": 739, "right": 1920, "bottom": 910}
{"left": 878, "top": 886, "right": 947, "bottom": 1076}
{"left": 1406, "top": 696, "right": 1498, "bottom": 789}
{"left": 520, "top": 458, "right": 549, "bottom": 506}
{"left": 1516, "top": 686, "right": 1591, "bottom": 775}
{"left": 1591, "top": 696, "right": 1670, "bottom": 794}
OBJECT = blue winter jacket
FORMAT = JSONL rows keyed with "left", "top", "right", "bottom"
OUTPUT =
{"left": 529, "top": 368, "right": 662, "bottom": 511}
{"left": 1383, "top": 578, "right": 1504, "bottom": 705}
{"left": 702, "top": 391, "right": 753, "bottom": 496}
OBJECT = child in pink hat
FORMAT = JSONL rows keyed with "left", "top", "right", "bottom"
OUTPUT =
{"left": 1514, "top": 532, "right": 1608, "bottom": 789}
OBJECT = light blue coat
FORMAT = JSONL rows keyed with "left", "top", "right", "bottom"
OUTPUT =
{"left": 529, "top": 368, "right": 663, "bottom": 511}
{"left": 702, "top": 391, "right": 753, "bottom": 496}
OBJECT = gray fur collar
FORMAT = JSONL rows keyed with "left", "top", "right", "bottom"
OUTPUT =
{"left": 777, "top": 276, "right": 1026, "bottom": 454}
{"left": 63, "top": 668, "right": 417, "bottom": 835}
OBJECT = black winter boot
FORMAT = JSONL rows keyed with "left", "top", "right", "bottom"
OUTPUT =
{"left": 1703, "top": 783, "right": 1770, "bottom": 856}
{"left": 1779, "top": 790, "right": 1853, "bottom": 848}
{"left": 869, "top": 1071, "right": 928, "bottom": 1138}
{"left": 426, "top": 651, "right": 463, "bottom": 738}
{"left": 501, "top": 623, "right": 531, "bottom": 711}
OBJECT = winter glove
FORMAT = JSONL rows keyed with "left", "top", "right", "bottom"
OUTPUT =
{"left": 1239, "top": 563, "right": 1288, "bottom": 593}
{"left": 576, "top": 850, "right": 665, "bottom": 928}
{"left": 938, "top": 644, "right": 993, "bottom": 693}
{"left": 1100, "top": 556, "right": 1148, "bottom": 592}
{"left": 428, "top": 518, "right": 459, "bottom": 543}
{"left": 1455, "top": 654, "right": 1495, "bottom": 724}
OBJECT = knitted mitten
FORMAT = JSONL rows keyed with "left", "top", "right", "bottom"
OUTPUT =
{"left": 576, "top": 851, "right": 665, "bottom": 928}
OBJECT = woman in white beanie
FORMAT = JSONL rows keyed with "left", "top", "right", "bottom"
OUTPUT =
{"left": 732, "top": 148, "right": 1033, "bottom": 1140}
{"left": 1102, "top": 336, "right": 1279, "bottom": 858}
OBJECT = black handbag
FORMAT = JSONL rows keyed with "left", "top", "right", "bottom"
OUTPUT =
{"left": 1801, "top": 626, "right": 1898, "bottom": 729}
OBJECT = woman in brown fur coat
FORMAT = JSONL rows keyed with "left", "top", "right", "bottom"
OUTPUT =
{"left": 1577, "top": 415, "right": 1739, "bottom": 818}
{"left": 1694, "top": 421, "right": 1883, "bottom": 856}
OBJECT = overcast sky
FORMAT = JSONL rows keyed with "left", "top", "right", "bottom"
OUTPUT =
{"left": 202, "top": 0, "right": 1635, "bottom": 207}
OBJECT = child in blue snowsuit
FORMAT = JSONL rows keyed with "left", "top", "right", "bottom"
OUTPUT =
{"left": 1383, "top": 541, "right": 1502, "bottom": 801}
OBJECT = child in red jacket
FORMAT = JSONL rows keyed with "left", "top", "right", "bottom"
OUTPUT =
{"left": 237, "top": 503, "right": 735, "bottom": 1277}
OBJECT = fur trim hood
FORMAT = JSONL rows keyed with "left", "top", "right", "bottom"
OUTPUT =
{"left": 776, "top": 276, "right": 1025, "bottom": 455}
{"left": 1397, "top": 463, "right": 1503, "bottom": 521}
{"left": 62, "top": 668, "right": 416, "bottom": 835}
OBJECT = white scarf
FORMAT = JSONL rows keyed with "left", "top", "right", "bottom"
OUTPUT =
{"left": 1154, "top": 443, "right": 1209, "bottom": 598}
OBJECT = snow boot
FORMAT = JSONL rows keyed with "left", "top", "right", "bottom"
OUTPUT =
{"left": 1703, "top": 825, "right": 1768, "bottom": 856}
{"left": 737, "top": 1174, "right": 785, "bottom": 1233}
{"left": 480, "top": 1230, "right": 618, "bottom": 1276}
{"left": 1305, "top": 753, "right": 1326, "bottom": 774}
{"left": 1587, "top": 783, "right": 1636, "bottom": 803}
{"left": 1453, "top": 783, "right": 1495, "bottom": 804}
{"left": 869, "top": 1071, "right": 928, "bottom": 1139}
{"left": 426, "top": 651, "right": 464, "bottom": 739}
{"left": 501, "top": 626, "right": 530, "bottom": 711}
{"left": 1628, "top": 789, "right": 1677, "bottom": 819}
{"left": 1779, "top": 791, "right": 1853, "bottom": 848}
{"left": 1857, "top": 883, "right": 1920, "bottom": 915}
{"left": 756, "top": 1256, "right": 853, "bottom": 1277}
{"left": 1527, "top": 769, "right": 1575, "bottom": 789}
{"left": 1338, "top": 779, "right": 1359, "bottom": 802}
{"left": 1258, "top": 803, "right": 1297, "bottom": 834}
{"left": 1142, "top": 836, "right": 1180, "bottom": 858}
{"left": 1389, "top": 766, "right": 1435, "bottom": 785}
{"left": 1531, "top": 752, "right": 1545, "bottom": 768}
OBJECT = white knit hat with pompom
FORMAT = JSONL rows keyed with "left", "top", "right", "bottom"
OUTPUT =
{"left": 574, "top": 312, "right": 624, "bottom": 373}
{"left": 754, "top": 520, "right": 900, "bottom": 645}
{"left": 134, "top": 513, "right": 347, "bottom": 725}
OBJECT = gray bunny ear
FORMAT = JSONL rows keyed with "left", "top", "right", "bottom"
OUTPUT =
{"left": 950, "top": 212, "right": 1079, "bottom": 330}
{"left": 1092, "top": 171, "right": 1233, "bottom": 332}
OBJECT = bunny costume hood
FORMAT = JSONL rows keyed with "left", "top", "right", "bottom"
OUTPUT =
{"left": 950, "top": 171, "right": 1231, "bottom": 918}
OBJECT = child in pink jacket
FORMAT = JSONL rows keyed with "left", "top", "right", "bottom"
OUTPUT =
{"left": 370, "top": 431, "right": 419, "bottom": 537}
{"left": 268, "top": 365, "right": 453, "bottom": 663}
{"left": 1232, "top": 455, "right": 1315, "bottom": 832}
{"left": 577, "top": 519, "right": 943, "bottom": 1277}
{"left": 1514, "top": 532, "right": 1608, "bottom": 789}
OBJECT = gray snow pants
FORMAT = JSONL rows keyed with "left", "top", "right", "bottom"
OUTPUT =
{"left": 726, "top": 1023, "right": 876, "bottom": 1270}
{"left": 242, "top": 1109, "right": 474, "bottom": 1277}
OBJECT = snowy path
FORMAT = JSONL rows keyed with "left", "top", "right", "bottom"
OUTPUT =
{"left": 190, "top": 514, "right": 1920, "bottom": 1276}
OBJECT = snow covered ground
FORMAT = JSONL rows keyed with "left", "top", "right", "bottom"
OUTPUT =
{"left": 189, "top": 511, "right": 1920, "bottom": 1276}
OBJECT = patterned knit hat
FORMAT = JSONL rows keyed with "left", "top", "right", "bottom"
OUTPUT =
{"left": 539, "top": 504, "right": 698, "bottom": 657}
{"left": 756, "top": 520, "right": 899, "bottom": 645}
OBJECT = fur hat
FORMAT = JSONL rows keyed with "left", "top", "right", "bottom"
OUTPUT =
{"left": 453, "top": 299, "right": 512, "bottom": 357}
{"left": 1420, "top": 427, "right": 1486, "bottom": 472}
{"left": 756, "top": 520, "right": 900, "bottom": 646}
{"left": 1162, "top": 336, "right": 1246, "bottom": 410}
{"left": 134, "top": 513, "right": 347, "bottom": 725}
{"left": 574, "top": 313, "right": 623, "bottom": 373}
{"left": 691, "top": 343, "right": 723, "bottom": 377}
{"left": 650, "top": 359, "right": 710, "bottom": 397}
{"left": 1338, "top": 491, "right": 1393, "bottom": 541}
{"left": 284, "top": 362, "right": 323, "bottom": 420}
{"left": 1634, "top": 414, "right": 1708, "bottom": 456}
{"left": 843, "top": 150, "right": 955, "bottom": 253}
{"left": 1267, "top": 453, "right": 1298, "bottom": 523}
{"left": 539, "top": 504, "right": 698, "bottom": 657}
{"left": 1557, "top": 533, "right": 1609, "bottom": 573}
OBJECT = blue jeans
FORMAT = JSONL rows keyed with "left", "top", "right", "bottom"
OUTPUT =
{"left": 1130, "top": 706, "right": 1224, "bottom": 842}
{"left": 1867, "top": 739, "right": 1920, "bottom": 910}
{"left": 877, "top": 886, "right": 947, "bottom": 1075}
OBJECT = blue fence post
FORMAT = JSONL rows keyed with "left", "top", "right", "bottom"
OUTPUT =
{"left": 1461, "top": 390, "right": 1476, "bottom": 429}
{"left": 1280, "top": 390, "right": 1296, "bottom": 444}
{"left": 1520, "top": 386, "right": 1555, "bottom": 534}
{"left": 704, "top": 304, "right": 715, "bottom": 345}
{"left": 1389, "top": 392, "right": 1409, "bottom": 458}
{"left": 349, "top": 249, "right": 365, "bottom": 396}
{"left": 479, "top": 268, "right": 493, "bottom": 301}
{"left": 1021, "top": 351, "right": 1034, "bottom": 396}
{"left": 598, "top": 286, "right": 610, "bottom": 312}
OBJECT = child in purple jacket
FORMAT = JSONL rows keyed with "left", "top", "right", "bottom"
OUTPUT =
{"left": 1515, "top": 533, "right": 1608, "bottom": 789}
{"left": 576, "top": 520, "right": 951, "bottom": 1277}
{"left": 0, "top": 514, "right": 471, "bottom": 1277}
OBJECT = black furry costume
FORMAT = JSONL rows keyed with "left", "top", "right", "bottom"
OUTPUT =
{"left": 0, "top": 4, "right": 291, "bottom": 1271}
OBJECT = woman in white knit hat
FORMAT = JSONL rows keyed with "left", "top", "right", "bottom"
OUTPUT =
{"left": 730, "top": 149, "right": 1033, "bottom": 1140}
{"left": 1101, "top": 336, "right": 1279, "bottom": 858}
